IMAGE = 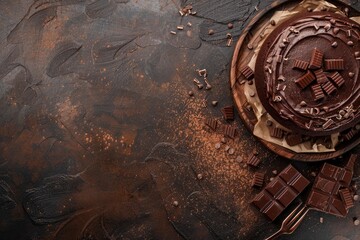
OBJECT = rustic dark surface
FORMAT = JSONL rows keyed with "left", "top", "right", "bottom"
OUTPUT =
{"left": 0, "top": 0, "right": 359, "bottom": 239}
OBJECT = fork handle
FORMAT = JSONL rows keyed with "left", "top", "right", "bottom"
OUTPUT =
{"left": 264, "top": 230, "right": 284, "bottom": 240}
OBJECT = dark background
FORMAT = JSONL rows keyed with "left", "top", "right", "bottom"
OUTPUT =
{"left": 0, "top": 0, "right": 359, "bottom": 239}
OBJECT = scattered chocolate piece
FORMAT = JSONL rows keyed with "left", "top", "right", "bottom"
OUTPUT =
{"left": 354, "top": 195, "right": 359, "bottom": 201}
{"left": 311, "top": 84, "right": 325, "bottom": 101}
{"left": 197, "top": 69, "right": 207, "bottom": 76}
{"left": 314, "top": 69, "right": 327, "bottom": 84}
{"left": 252, "top": 165, "right": 310, "bottom": 221}
{"left": 330, "top": 19, "right": 336, "bottom": 25}
{"left": 205, "top": 118, "right": 218, "bottom": 131}
{"left": 309, "top": 48, "right": 323, "bottom": 69}
{"left": 226, "top": 33, "right": 232, "bottom": 39}
{"left": 227, "top": 23, "right": 233, "bottom": 29}
{"left": 221, "top": 106, "right": 234, "bottom": 121}
{"left": 188, "top": 91, "right": 194, "bottom": 97}
{"left": 339, "top": 188, "right": 354, "bottom": 209}
{"left": 347, "top": 29, "right": 352, "bottom": 37}
{"left": 348, "top": 41, "right": 354, "bottom": 46}
{"left": 187, "top": 22, "right": 192, "bottom": 27}
{"left": 170, "top": 31, "right": 177, "bottom": 35}
{"left": 295, "top": 71, "right": 315, "bottom": 89}
{"left": 208, "top": 29, "right": 214, "bottom": 35}
{"left": 272, "top": 170, "right": 278, "bottom": 175}
{"left": 320, "top": 217, "right": 324, "bottom": 223}
{"left": 223, "top": 125, "right": 237, "bottom": 139}
{"left": 292, "top": 59, "right": 309, "bottom": 70}
{"left": 270, "top": 19, "right": 276, "bottom": 26}
{"left": 247, "top": 154, "right": 261, "bottom": 167}
{"left": 173, "top": 201, "right": 179, "bottom": 207}
{"left": 177, "top": 25, "right": 184, "bottom": 30}
{"left": 211, "top": 101, "right": 218, "bottom": 107}
{"left": 329, "top": 72, "right": 345, "bottom": 87}
{"left": 197, "top": 174, "right": 203, "bottom": 180}
{"left": 285, "top": 134, "right": 303, "bottom": 146}
{"left": 322, "top": 80, "right": 337, "bottom": 95}
{"left": 270, "top": 127, "right": 285, "bottom": 139}
{"left": 354, "top": 219, "right": 360, "bottom": 226}
{"left": 252, "top": 173, "right": 265, "bottom": 188}
{"left": 306, "top": 156, "right": 355, "bottom": 217}
{"left": 228, "top": 148, "right": 235, "bottom": 155}
{"left": 240, "top": 65, "right": 254, "bottom": 80}
{"left": 324, "top": 59, "right": 344, "bottom": 71}
{"left": 331, "top": 41, "right": 338, "bottom": 48}
{"left": 333, "top": 27, "right": 340, "bottom": 34}
{"left": 226, "top": 38, "right": 233, "bottom": 47}
{"left": 215, "top": 143, "right": 221, "bottom": 149}
{"left": 355, "top": 52, "right": 360, "bottom": 57}
{"left": 349, "top": 72, "right": 355, "bottom": 78}
{"left": 247, "top": 43, "right": 254, "bottom": 50}
{"left": 236, "top": 156, "right": 243, "bottom": 163}
{"left": 345, "top": 7, "right": 349, "bottom": 16}
{"left": 204, "top": 78, "right": 212, "bottom": 90}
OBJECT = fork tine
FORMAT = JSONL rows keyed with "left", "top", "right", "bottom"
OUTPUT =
{"left": 289, "top": 207, "right": 310, "bottom": 232}
{"left": 282, "top": 202, "right": 303, "bottom": 226}
{"left": 287, "top": 205, "right": 306, "bottom": 226}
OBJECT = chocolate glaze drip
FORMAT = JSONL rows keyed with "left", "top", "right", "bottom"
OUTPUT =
{"left": 255, "top": 12, "right": 360, "bottom": 136}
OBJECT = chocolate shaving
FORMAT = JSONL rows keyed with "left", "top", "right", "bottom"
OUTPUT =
{"left": 322, "top": 80, "right": 337, "bottom": 95}
{"left": 270, "top": 127, "right": 285, "bottom": 139}
{"left": 295, "top": 71, "right": 315, "bottom": 89}
{"left": 240, "top": 65, "right": 254, "bottom": 79}
{"left": 324, "top": 59, "right": 344, "bottom": 71}
{"left": 252, "top": 173, "right": 265, "bottom": 188}
{"left": 329, "top": 72, "right": 345, "bottom": 87}
{"left": 323, "top": 119, "right": 334, "bottom": 130}
{"left": 309, "top": 48, "right": 323, "bottom": 69}
{"left": 285, "top": 134, "right": 303, "bottom": 146}
{"left": 313, "top": 69, "right": 327, "bottom": 84}
{"left": 221, "top": 106, "right": 234, "bottom": 121}
{"left": 292, "top": 59, "right": 309, "bottom": 70}
{"left": 247, "top": 154, "right": 261, "bottom": 167}
{"left": 339, "top": 188, "right": 354, "bottom": 210}
{"left": 311, "top": 84, "right": 325, "bottom": 101}
{"left": 223, "top": 125, "right": 237, "bottom": 139}
{"left": 205, "top": 118, "right": 218, "bottom": 131}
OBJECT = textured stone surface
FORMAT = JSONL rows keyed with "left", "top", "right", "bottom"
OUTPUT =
{"left": 0, "top": 0, "right": 359, "bottom": 239}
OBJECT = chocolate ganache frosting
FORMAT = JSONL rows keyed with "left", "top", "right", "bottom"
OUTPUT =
{"left": 255, "top": 11, "right": 360, "bottom": 137}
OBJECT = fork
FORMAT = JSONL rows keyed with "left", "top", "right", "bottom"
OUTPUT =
{"left": 265, "top": 202, "right": 311, "bottom": 240}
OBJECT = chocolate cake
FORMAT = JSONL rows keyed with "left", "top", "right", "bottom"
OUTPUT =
{"left": 255, "top": 12, "right": 360, "bottom": 137}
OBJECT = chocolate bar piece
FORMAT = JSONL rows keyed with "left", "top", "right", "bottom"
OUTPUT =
{"left": 295, "top": 71, "right": 315, "bottom": 89}
{"left": 329, "top": 72, "right": 345, "bottom": 87}
{"left": 205, "top": 118, "right": 218, "bottom": 131}
{"left": 309, "top": 48, "right": 323, "bottom": 69}
{"left": 285, "top": 134, "right": 303, "bottom": 146}
{"left": 342, "top": 127, "right": 359, "bottom": 141}
{"left": 322, "top": 80, "right": 336, "bottom": 95}
{"left": 270, "top": 127, "right": 285, "bottom": 139}
{"left": 314, "top": 69, "right": 327, "bottom": 84}
{"left": 292, "top": 59, "right": 309, "bottom": 70}
{"left": 306, "top": 156, "right": 356, "bottom": 217}
{"left": 247, "top": 154, "right": 261, "bottom": 167}
{"left": 324, "top": 59, "right": 344, "bottom": 71}
{"left": 339, "top": 188, "right": 354, "bottom": 209}
{"left": 240, "top": 65, "right": 254, "bottom": 79}
{"left": 311, "top": 84, "right": 325, "bottom": 101}
{"left": 223, "top": 125, "right": 237, "bottom": 139}
{"left": 252, "top": 165, "right": 310, "bottom": 221}
{"left": 221, "top": 106, "right": 234, "bottom": 121}
{"left": 252, "top": 173, "right": 265, "bottom": 188}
